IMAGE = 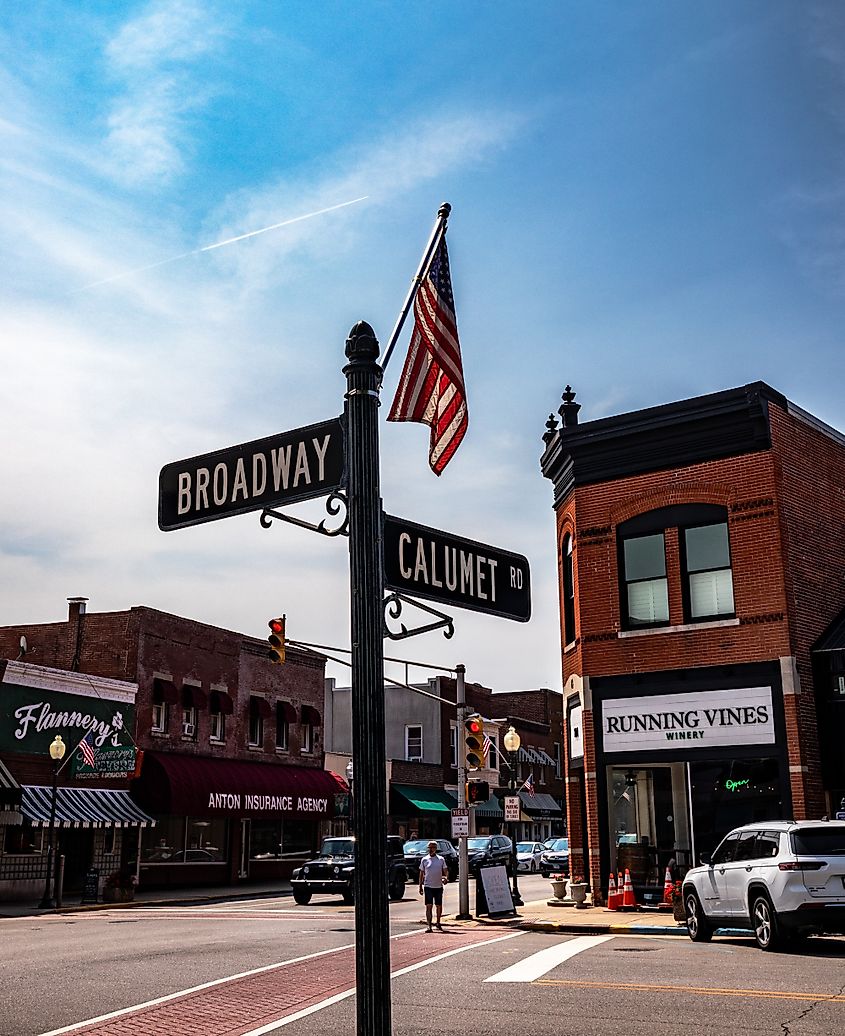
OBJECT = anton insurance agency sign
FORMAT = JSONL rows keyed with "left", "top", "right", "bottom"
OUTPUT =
{"left": 601, "top": 687, "right": 776, "bottom": 754}
{"left": 0, "top": 662, "right": 136, "bottom": 758}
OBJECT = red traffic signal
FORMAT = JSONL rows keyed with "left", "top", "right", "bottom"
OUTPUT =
{"left": 464, "top": 713, "right": 484, "bottom": 770}
{"left": 267, "top": 616, "right": 286, "bottom": 664}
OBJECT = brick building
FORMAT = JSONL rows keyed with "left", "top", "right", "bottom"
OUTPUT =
{"left": 541, "top": 382, "right": 845, "bottom": 903}
{"left": 0, "top": 600, "right": 346, "bottom": 892}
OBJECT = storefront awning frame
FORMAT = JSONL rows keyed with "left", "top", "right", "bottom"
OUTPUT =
{"left": 21, "top": 786, "right": 156, "bottom": 828}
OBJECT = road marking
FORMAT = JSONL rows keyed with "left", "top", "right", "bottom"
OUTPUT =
{"left": 240, "top": 931, "right": 526, "bottom": 1035}
{"left": 36, "top": 941, "right": 355, "bottom": 1036}
{"left": 484, "top": 934, "right": 613, "bottom": 983}
{"left": 534, "top": 979, "right": 845, "bottom": 1003}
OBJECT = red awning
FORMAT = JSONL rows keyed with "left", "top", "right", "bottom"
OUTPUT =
{"left": 182, "top": 684, "right": 208, "bottom": 709}
{"left": 131, "top": 752, "right": 347, "bottom": 820}
{"left": 250, "top": 696, "right": 272, "bottom": 719}
{"left": 301, "top": 704, "right": 321, "bottom": 725}
{"left": 277, "top": 701, "right": 297, "bottom": 722}
{"left": 210, "top": 690, "right": 234, "bottom": 715}
{"left": 152, "top": 678, "right": 179, "bottom": 704}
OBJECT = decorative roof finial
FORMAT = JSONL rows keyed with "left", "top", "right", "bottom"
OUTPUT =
{"left": 558, "top": 385, "right": 581, "bottom": 428}
{"left": 542, "top": 413, "right": 559, "bottom": 445}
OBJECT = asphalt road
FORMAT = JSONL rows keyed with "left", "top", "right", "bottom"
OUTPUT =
{"left": 2, "top": 875, "right": 844, "bottom": 1036}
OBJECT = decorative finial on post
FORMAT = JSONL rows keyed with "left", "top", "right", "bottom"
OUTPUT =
{"left": 438, "top": 202, "right": 452, "bottom": 221}
{"left": 558, "top": 385, "right": 581, "bottom": 428}
{"left": 345, "top": 321, "right": 380, "bottom": 362}
{"left": 542, "top": 413, "right": 559, "bottom": 445}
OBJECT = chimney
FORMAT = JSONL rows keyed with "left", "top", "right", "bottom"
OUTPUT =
{"left": 67, "top": 597, "right": 88, "bottom": 622}
{"left": 558, "top": 385, "right": 581, "bottom": 428}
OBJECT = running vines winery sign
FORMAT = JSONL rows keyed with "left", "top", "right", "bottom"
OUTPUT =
{"left": 601, "top": 687, "right": 775, "bottom": 753}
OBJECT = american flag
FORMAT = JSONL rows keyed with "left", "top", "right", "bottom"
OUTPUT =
{"left": 520, "top": 773, "right": 536, "bottom": 798}
{"left": 482, "top": 733, "right": 493, "bottom": 760}
{"left": 79, "top": 730, "right": 97, "bottom": 768}
{"left": 387, "top": 236, "right": 468, "bottom": 475}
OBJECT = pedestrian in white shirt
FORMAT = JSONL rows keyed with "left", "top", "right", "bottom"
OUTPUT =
{"left": 418, "top": 840, "right": 448, "bottom": 932}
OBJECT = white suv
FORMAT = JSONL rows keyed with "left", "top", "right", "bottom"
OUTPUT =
{"left": 683, "top": 820, "right": 845, "bottom": 950}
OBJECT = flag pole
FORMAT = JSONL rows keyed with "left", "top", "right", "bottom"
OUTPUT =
{"left": 380, "top": 202, "right": 450, "bottom": 373}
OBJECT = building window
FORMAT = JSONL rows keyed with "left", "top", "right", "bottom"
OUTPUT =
{"left": 405, "top": 725, "right": 423, "bottom": 761}
{"left": 103, "top": 827, "right": 117, "bottom": 855}
{"left": 302, "top": 723, "right": 314, "bottom": 754}
{"left": 182, "top": 706, "right": 198, "bottom": 739}
{"left": 248, "top": 701, "right": 264, "bottom": 748}
{"left": 3, "top": 826, "right": 44, "bottom": 855}
{"left": 486, "top": 734, "right": 499, "bottom": 770}
{"left": 621, "top": 532, "right": 669, "bottom": 629}
{"left": 449, "top": 724, "right": 457, "bottom": 768}
{"left": 562, "top": 533, "right": 576, "bottom": 645}
{"left": 682, "top": 522, "right": 735, "bottom": 621}
{"left": 210, "top": 710, "right": 225, "bottom": 743}
{"left": 276, "top": 704, "right": 289, "bottom": 751}
{"left": 151, "top": 702, "right": 168, "bottom": 733}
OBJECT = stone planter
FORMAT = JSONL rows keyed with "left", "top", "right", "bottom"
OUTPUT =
{"left": 569, "top": 882, "right": 588, "bottom": 908}
{"left": 103, "top": 886, "right": 134, "bottom": 903}
{"left": 673, "top": 899, "right": 687, "bottom": 923}
{"left": 549, "top": 879, "right": 568, "bottom": 901}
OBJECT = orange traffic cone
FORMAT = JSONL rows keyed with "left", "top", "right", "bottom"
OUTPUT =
{"left": 663, "top": 866, "right": 673, "bottom": 904}
{"left": 621, "top": 868, "right": 637, "bottom": 910}
{"left": 605, "top": 872, "right": 619, "bottom": 911}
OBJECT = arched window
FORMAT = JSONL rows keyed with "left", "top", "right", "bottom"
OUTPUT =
{"left": 562, "top": 533, "right": 576, "bottom": 646}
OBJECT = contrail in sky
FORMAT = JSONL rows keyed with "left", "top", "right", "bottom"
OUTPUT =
{"left": 72, "top": 195, "right": 369, "bottom": 292}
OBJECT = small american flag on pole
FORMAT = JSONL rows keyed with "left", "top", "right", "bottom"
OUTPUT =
{"left": 387, "top": 236, "right": 468, "bottom": 475}
{"left": 520, "top": 773, "right": 536, "bottom": 798}
{"left": 482, "top": 733, "right": 493, "bottom": 760}
{"left": 79, "top": 730, "right": 97, "bottom": 768}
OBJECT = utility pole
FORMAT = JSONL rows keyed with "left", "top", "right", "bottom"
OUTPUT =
{"left": 455, "top": 663, "right": 471, "bottom": 920}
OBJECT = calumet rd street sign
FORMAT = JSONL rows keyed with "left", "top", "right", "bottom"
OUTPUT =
{"left": 382, "top": 513, "right": 531, "bottom": 622}
{"left": 158, "top": 416, "right": 345, "bottom": 531}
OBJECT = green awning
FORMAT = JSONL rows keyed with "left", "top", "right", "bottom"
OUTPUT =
{"left": 392, "top": 784, "right": 458, "bottom": 813}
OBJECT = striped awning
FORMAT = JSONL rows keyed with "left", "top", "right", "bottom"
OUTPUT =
{"left": 0, "top": 758, "right": 21, "bottom": 810}
{"left": 535, "top": 749, "right": 557, "bottom": 767}
{"left": 21, "top": 786, "right": 156, "bottom": 828}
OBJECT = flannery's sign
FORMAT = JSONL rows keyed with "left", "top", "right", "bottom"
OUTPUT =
{"left": 158, "top": 417, "right": 345, "bottom": 531}
{"left": 602, "top": 687, "right": 776, "bottom": 753}
{"left": 0, "top": 672, "right": 135, "bottom": 756}
{"left": 207, "top": 793, "right": 330, "bottom": 816}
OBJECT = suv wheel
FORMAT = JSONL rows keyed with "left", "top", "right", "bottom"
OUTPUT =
{"left": 685, "top": 890, "right": 712, "bottom": 942}
{"left": 752, "top": 894, "right": 783, "bottom": 952}
{"left": 293, "top": 888, "right": 312, "bottom": 906}
{"left": 388, "top": 875, "right": 405, "bottom": 901}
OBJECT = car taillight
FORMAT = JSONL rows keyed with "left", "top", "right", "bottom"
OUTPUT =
{"left": 778, "top": 861, "right": 825, "bottom": 871}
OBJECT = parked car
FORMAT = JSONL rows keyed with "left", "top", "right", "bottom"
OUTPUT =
{"left": 403, "top": 839, "right": 459, "bottom": 882}
{"left": 516, "top": 841, "right": 545, "bottom": 873}
{"left": 682, "top": 821, "right": 845, "bottom": 950}
{"left": 542, "top": 836, "right": 558, "bottom": 850}
{"left": 291, "top": 835, "right": 407, "bottom": 905}
{"left": 466, "top": 835, "right": 513, "bottom": 876}
{"left": 540, "top": 837, "right": 570, "bottom": 877}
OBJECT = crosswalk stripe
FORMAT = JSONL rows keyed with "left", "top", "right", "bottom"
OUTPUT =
{"left": 484, "top": 934, "right": 613, "bottom": 983}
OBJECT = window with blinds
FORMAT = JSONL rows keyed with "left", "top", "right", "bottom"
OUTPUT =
{"left": 622, "top": 532, "right": 669, "bottom": 628}
{"left": 683, "top": 522, "right": 735, "bottom": 620}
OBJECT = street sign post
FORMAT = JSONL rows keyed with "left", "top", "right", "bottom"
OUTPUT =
{"left": 451, "top": 808, "right": 469, "bottom": 838}
{"left": 158, "top": 417, "right": 345, "bottom": 531}
{"left": 382, "top": 514, "right": 531, "bottom": 622}
{"left": 504, "top": 796, "right": 521, "bottom": 822}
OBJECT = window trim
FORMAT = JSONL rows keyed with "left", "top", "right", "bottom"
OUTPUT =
{"left": 248, "top": 711, "right": 264, "bottom": 748}
{"left": 618, "top": 530, "right": 669, "bottom": 631}
{"left": 405, "top": 724, "right": 423, "bottom": 762}
{"left": 151, "top": 701, "right": 169, "bottom": 734}
{"left": 679, "top": 519, "right": 735, "bottom": 624}
{"left": 210, "top": 710, "right": 226, "bottom": 743}
{"left": 562, "top": 532, "right": 576, "bottom": 646}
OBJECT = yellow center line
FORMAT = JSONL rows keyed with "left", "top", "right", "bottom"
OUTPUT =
{"left": 533, "top": 979, "right": 845, "bottom": 1004}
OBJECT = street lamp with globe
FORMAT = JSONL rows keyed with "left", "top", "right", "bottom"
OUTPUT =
{"left": 38, "top": 735, "right": 66, "bottom": 909}
{"left": 502, "top": 725, "right": 524, "bottom": 907}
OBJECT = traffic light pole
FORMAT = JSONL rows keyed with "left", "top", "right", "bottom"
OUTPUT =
{"left": 344, "top": 321, "right": 392, "bottom": 1036}
{"left": 455, "top": 664, "right": 471, "bottom": 920}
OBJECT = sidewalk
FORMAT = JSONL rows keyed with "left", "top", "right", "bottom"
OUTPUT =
{"left": 474, "top": 897, "right": 690, "bottom": 936}
{"left": 0, "top": 880, "right": 294, "bottom": 919}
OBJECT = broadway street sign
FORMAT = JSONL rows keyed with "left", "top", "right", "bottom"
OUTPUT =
{"left": 159, "top": 416, "right": 345, "bottom": 531}
{"left": 382, "top": 514, "right": 531, "bottom": 622}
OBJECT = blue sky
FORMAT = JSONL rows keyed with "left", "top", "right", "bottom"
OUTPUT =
{"left": 2, "top": 2, "right": 844, "bottom": 692}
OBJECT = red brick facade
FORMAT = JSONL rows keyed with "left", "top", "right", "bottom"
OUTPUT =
{"left": 542, "top": 383, "right": 845, "bottom": 900}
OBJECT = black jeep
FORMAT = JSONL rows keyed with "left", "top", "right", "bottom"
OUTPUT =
{"left": 291, "top": 835, "right": 407, "bottom": 905}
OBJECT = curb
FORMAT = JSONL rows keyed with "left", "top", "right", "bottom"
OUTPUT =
{"left": 0, "top": 887, "right": 293, "bottom": 919}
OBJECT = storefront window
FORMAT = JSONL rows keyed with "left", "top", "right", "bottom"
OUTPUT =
{"left": 689, "top": 758, "right": 782, "bottom": 858}
{"left": 3, "top": 825, "right": 44, "bottom": 855}
{"left": 141, "top": 816, "right": 228, "bottom": 863}
{"left": 251, "top": 820, "right": 283, "bottom": 860}
{"left": 282, "top": 820, "right": 314, "bottom": 864}
{"left": 142, "top": 815, "right": 185, "bottom": 862}
{"left": 186, "top": 818, "right": 227, "bottom": 862}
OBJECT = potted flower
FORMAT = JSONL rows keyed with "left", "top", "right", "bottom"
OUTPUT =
{"left": 568, "top": 876, "right": 589, "bottom": 908}
{"left": 669, "top": 879, "right": 686, "bottom": 923}
{"left": 548, "top": 873, "right": 568, "bottom": 901}
{"left": 103, "top": 869, "right": 136, "bottom": 903}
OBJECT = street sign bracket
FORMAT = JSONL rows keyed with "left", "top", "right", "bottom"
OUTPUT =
{"left": 259, "top": 490, "right": 349, "bottom": 539}
{"left": 383, "top": 591, "right": 455, "bottom": 642}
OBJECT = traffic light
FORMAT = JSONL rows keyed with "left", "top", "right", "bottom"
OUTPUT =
{"left": 467, "top": 780, "right": 489, "bottom": 804}
{"left": 464, "top": 713, "right": 484, "bottom": 770}
{"left": 267, "top": 616, "right": 286, "bottom": 664}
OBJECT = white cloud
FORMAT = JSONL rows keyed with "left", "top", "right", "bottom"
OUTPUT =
{"left": 103, "top": 0, "right": 226, "bottom": 185}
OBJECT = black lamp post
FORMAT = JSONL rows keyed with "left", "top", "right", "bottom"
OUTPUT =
{"left": 346, "top": 758, "right": 354, "bottom": 834}
{"left": 38, "top": 735, "right": 66, "bottom": 909}
{"left": 503, "top": 725, "right": 523, "bottom": 907}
